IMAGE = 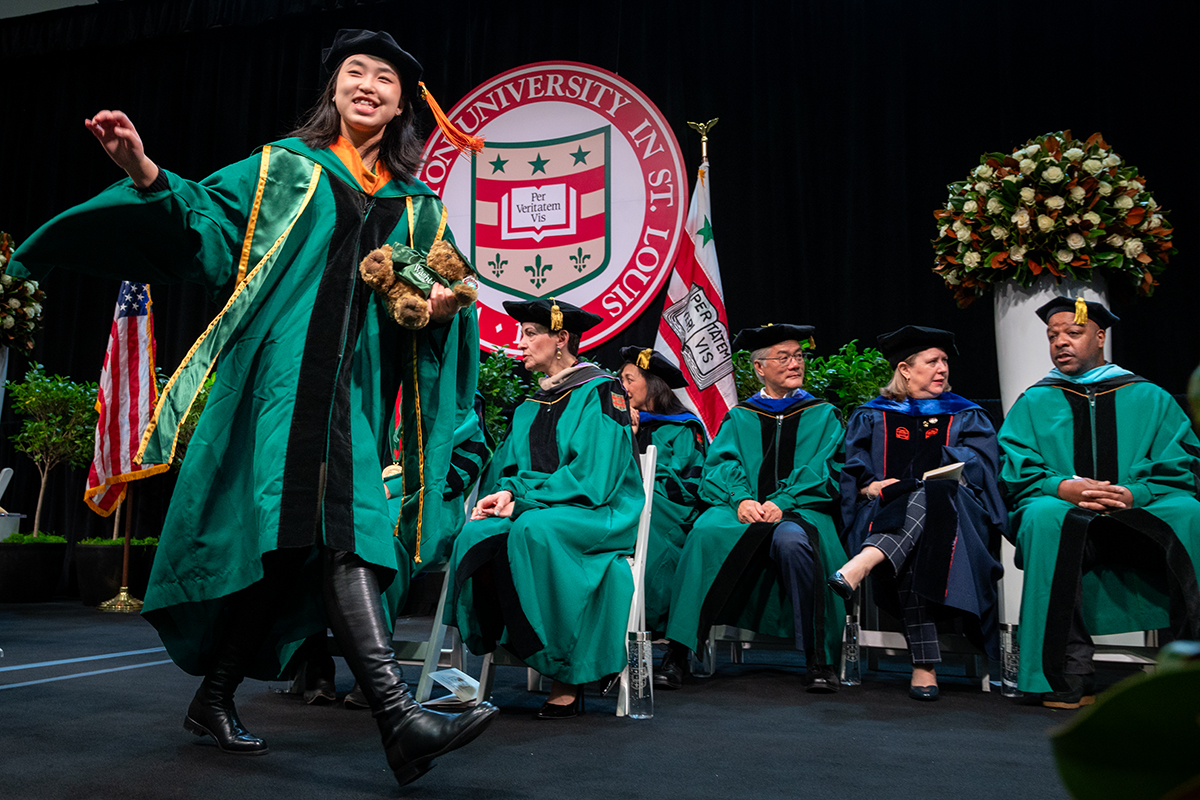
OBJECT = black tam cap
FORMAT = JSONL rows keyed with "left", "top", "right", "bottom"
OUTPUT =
{"left": 877, "top": 325, "right": 958, "bottom": 367}
{"left": 619, "top": 347, "right": 689, "bottom": 389}
{"left": 503, "top": 297, "right": 601, "bottom": 335}
{"left": 322, "top": 29, "right": 423, "bottom": 90}
{"left": 732, "top": 324, "right": 815, "bottom": 353}
{"left": 1035, "top": 296, "right": 1119, "bottom": 329}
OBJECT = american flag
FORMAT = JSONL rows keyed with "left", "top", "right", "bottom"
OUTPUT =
{"left": 84, "top": 282, "right": 168, "bottom": 515}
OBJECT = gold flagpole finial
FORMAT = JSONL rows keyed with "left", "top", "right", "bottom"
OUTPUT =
{"left": 687, "top": 118, "right": 719, "bottom": 160}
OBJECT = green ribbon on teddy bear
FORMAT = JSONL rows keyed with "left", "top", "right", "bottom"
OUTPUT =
{"left": 390, "top": 241, "right": 477, "bottom": 298}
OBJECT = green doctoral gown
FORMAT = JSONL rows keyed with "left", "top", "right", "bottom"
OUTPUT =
{"left": 9, "top": 139, "right": 479, "bottom": 678}
{"left": 634, "top": 412, "right": 708, "bottom": 637}
{"left": 998, "top": 372, "right": 1200, "bottom": 694}
{"left": 446, "top": 365, "right": 645, "bottom": 685}
{"left": 665, "top": 395, "right": 847, "bottom": 666}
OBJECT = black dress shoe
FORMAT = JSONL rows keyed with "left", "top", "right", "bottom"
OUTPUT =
{"left": 184, "top": 694, "right": 270, "bottom": 755}
{"left": 801, "top": 667, "right": 839, "bottom": 694}
{"left": 304, "top": 676, "right": 337, "bottom": 705}
{"left": 536, "top": 693, "right": 584, "bottom": 719}
{"left": 1042, "top": 673, "right": 1096, "bottom": 709}
{"left": 654, "top": 642, "right": 689, "bottom": 690}
{"left": 909, "top": 684, "right": 939, "bottom": 701}
{"left": 826, "top": 571, "right": 855, "bottom": 601}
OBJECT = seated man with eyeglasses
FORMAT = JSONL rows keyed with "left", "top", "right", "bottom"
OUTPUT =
{"left": 660, "top": 325, "right": 848, "bottom": 692}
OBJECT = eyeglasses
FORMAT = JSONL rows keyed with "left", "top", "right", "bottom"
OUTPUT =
{"left": 756, "top": 353, "right": 806, "bottom": 366}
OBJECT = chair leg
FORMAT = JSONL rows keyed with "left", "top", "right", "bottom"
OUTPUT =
{"left": 415, "top": 569, "right": 452, "bottom": 703}
{"left": 478, "top": 653, "right": 496, "bottom": 702}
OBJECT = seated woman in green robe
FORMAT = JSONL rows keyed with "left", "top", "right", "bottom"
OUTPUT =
{"left": 446, "top": 298, "right": 645, "bottom": 719}
{"left": 617, "top": 346, "right": 708, "bottom": 690}
{"left": 8, "top": 29, "right": 494, "bottom": 787}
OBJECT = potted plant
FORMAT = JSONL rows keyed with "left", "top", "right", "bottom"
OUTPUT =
{"left": 0, "top": 364, "right": 98, "bottom": 602}
{"left": 930, "top": 130, "right": 1175, "bottom": 413}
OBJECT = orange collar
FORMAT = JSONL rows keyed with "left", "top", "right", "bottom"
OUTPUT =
{"left": 329, "top": 136, "right": 392, "bottom": 195}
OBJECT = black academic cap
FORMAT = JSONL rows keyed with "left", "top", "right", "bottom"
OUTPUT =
{"left": 322, "top": 29, "right": 424, "bottom": 90}
{"left": 503, "top": 297, "right": 601, "bottom": 335}
{"left": 877, "top": 325, "right": 958, "bottom": 367}
{"left": 619, "top": 346, "right": 689, "bottom": 389}
{"left": 732, "top": 324, "right": 816, "bottom": 353}
{"left": 1035, "top": 296, "right": 1119, "bottom": 329}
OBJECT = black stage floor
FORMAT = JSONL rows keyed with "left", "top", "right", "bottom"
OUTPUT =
{"left": 1, "top": 601, "right": 1119, "bottom": 800}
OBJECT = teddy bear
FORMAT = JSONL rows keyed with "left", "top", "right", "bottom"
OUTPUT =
{"left": 358, "top": 239, "right": 478, "bottom": 329}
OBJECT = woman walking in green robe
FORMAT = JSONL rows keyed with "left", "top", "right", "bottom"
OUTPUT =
{"left": 447, "top": 298, "right": 645, "bottom": 719}
{"left": 617, "top": 346, "right": 708, "bottom": 689}
{"left": 9, "top": 29, "right": 495, "bottom": 787}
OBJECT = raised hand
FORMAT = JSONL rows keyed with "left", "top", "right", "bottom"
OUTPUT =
{"left": 84, "top": 110, "right": 159, "bottom": 188}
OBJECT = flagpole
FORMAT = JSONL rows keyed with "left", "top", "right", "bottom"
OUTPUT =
{"left": 99, "top": 487, "right": 143, "bottom": 613}
{"left": 686, "top": 118, "right": 718, "bottom": 160}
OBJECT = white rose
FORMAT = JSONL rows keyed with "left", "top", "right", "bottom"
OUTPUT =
{"left": 974, "top": 164, "right": 994, "bottom": 179}
{"left": 1106, "top": 234, "right": 1125, "bottom": 248}
{"left": 1012, "top": 209, "right": 1032, "bottom": 230}
{"left": 956, "top": 227, "right": 972, "bottom": 242}
{"left": 1064, "top": 148, "right": 1085, "bottom": 161}
{"left": 0, "top": 274, "right": 11, "bottom": 287}
{"left": 2, "top": 316, "right": 13, "bottom": 329}
{"left": 1010, "top": 245, "right": 1027, "bottom": 262}
{"left": 1019, "top": 158, "right": 1036, "bottom": 175}
{"left": 1065, "top": 214, "right": 1080, "bottom": 225}
{"left": 7, "top": 298, "right": 19, "bottom": 309}
{"left": 1044, "top": 166, "right": 1065, "bottom": 183}
{"left": 1097, "top": 182, "right": 1113, "bottom": 196}
{"left": 1057, "top": 249, "right": 1073, "bottom": 263}
{"left": 1103, "top": 154, "right": 1121, "bottom": 168}
{"left": 1069, "top": 186, "right": 1086, "bottom": 203}
{"left": 939, "top": 225, "right": 950, "bottom": 239}
{"left": 986, "top": 197, "right": 1004, "bottom": 215}
{"left": 963, "top": 199, "right": 979, "bottom": 214}
{"left": 1083, "top": 211, "right": 1101, "bottom": 226}
{"left": 1123, "top": 239, "right": 1144, "bottom": 258}
{"left": 963, "top": 251, "right": 981, "bottom": 268}
{"left": 1114, "top": 195, "right": 1134, "bottom": 210}
{"left": 0, "top": 254, "right": 7, "bottom": 267}
{"left": 1025, "top": 144, "right": 1041, "bottom": 156}
{"left": 991, "top": 226, "right": 1009, "bottom": 240}
{"left": 23, "top": 281, "right": 34, "bottom": 293}
{"left": 1037, "top": 214, "right": 1055, "bottom": 232}
{"left": 1083, "top": 159, "right": 1103, "bottom": 174}
{"left": 1002, "top": 174, "right": 1020, "bottom": 183}
{"left": 1067, "top": 233, "right": 1086, "bottom": 250}
{"left": 1020, "top": 187, "right": 1036, "bottom": 203}
{"left": 974, "top": 181, "right": 990, "bottom": 195}
{"left": 1045, "top": 195, "right": 1065, "bottom": 210}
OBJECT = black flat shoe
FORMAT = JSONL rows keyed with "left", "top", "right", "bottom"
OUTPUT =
{"left": 826, "top": 571, "right": 855, "bottom": 601}
{"left": 802, "top": 667, "right": 839, "bottom": 694}
{"left": 535, "top": 693, "right": 584, "bottom": 720}
{"left": 909, "top": 684, "right": 939, "bottom": 701}
{"left": 654, "top": 642, "right": 689, "bottom": 690}
{"left": 1042, "top": 673, "right": 1096, "bottom": 710}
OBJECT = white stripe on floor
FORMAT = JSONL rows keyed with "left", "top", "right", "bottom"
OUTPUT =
{"left": 0, "top": 647, "right": 167, "bottom": 672}
{"left": 0, "top": 659, "right": 175, "bottom": 690}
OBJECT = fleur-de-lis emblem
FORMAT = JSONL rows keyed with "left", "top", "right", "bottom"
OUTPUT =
{"left": 569, "top": 247, "right": 591, "bottom": 273}
{"left": 487, "top": 252, "right": 508, "bottom": 278}
{"left": 525, "top": 255, "right": 552, "bottom": 289}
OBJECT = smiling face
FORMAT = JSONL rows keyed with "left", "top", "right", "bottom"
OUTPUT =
{"left": 620, "top": 364, "right": 650, "bottom": 411}
{"left": 333, "top": 54, "right": 403, "bottom": 141}
{"left": 899, "top": 347, "right": 950, "bottom": 398}
{"left": 1046, "top": 312, "right": 1106, "bottom": 376}
{"left": 754, "top": 340, "right": 806, "bottom": 397}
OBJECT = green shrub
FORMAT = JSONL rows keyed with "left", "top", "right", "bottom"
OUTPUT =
{"left": 731, "top": 340, "right": 892, "bottom": 418}
{"left": 477, "top": 351, "right": 531, "bottom": 444}
{"left": 2, "top": 532, "right": 68, "bottom": 544}
{"left": 76, "top": 536, "right": 159, "bottom": 546}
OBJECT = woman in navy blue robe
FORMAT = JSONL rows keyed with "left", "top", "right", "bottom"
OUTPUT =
{"left": 827, "top": 326, "right": 1005, "bottom": 700}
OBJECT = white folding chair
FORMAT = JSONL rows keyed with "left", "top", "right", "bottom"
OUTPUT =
{"left": 478, "top": 445, "right": 658, "bottom": 717}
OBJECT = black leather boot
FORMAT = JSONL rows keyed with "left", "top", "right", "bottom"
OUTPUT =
{"left": 323, "top": 550, "right": 498, "bottom": 786}
{"left": 183, "top": 607, "right": 271, "bottom": 755}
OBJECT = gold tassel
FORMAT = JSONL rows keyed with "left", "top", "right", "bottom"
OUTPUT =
{"left": 806, "top": 336, "right": 816, "bottom": 350}
{"left": 419, "top": 83, "right": 485, "bottom": 155}
{"left": 1074, "top": 296, "right": 1089, "bottom": 326}
{"left": 637, "top": 348, "right": 653, "bottom": 370}
{"left": 549, "top": 297, "right": 563, "bottom": 331}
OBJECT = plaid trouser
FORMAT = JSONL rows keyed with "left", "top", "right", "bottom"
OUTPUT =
{"left": 864, "top": 489, "right": 941, "bottom": 665}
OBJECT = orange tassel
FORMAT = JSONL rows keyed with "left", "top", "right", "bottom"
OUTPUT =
{"left": 419, "top": 82, "right": 485, "bottom": 155}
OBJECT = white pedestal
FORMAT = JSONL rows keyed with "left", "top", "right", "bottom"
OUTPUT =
{"left": 992, "top": 275, "right": 1112, "bottom": 626}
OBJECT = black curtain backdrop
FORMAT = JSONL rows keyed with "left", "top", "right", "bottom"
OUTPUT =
{"left": 1, "top": 0, "right": 1197, "bottom": 576}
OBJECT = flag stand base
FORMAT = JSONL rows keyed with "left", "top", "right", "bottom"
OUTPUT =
{"left": 98, "top": 587, "right": 143, "bottom": 613}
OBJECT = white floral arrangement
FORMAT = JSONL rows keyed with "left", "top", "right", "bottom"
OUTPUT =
{"left": 0, "top": 232, "right": 46, "bottom": 356}
{"left": 932, "top": 131, "right": 1175, "bottom": 307}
